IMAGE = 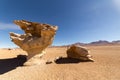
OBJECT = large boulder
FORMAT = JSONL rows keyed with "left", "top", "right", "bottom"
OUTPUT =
{"left": 10, "top": 20, "right": 58, "bottom": 65}
{"left": 67, "top": 45, "right": 94, "bottom": 61}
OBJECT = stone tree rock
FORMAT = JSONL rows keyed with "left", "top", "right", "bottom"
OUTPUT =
{"left": 67, "top": 45, "right": 94, "bottom": 61}
{"left": 10, "top": 20, "right": 58, "bottom": 65}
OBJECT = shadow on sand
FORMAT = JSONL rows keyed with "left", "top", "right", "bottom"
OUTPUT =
{"left": 0, "top": 55, "right": 27, "bottom": 74}
{"left": 55, "top": 57, "right": 93, "bottom": 64}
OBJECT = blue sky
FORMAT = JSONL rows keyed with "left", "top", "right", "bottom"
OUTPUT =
{"left": 0, "top": 0, "right": 120, "bottom": 48}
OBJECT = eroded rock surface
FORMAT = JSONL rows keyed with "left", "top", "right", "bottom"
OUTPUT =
{"left": 67, "top": 45, "right": 94, "bottom": 61}
{"left": 10, "top": 20, "right": 58, "bottom": 65}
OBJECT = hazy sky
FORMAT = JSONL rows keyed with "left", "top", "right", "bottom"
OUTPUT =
{"left": 0, "top": 0, "right": 120, "bottom": 48}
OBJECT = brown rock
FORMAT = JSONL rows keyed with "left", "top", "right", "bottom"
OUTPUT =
{"left": 46, "top": 60, "right": 53, "bottom": 64}
{"left": 67, "top": 45, "right": 94, "bottom": 61}
{"left": 10, "top": 20, "right": 58, "bottom": 65}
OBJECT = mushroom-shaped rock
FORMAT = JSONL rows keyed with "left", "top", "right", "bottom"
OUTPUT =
{"left": 9, "top": 20, "right": 58, "bottom": 65}
{"left": 67, "top": 45, "right": 94, "bottom": 61}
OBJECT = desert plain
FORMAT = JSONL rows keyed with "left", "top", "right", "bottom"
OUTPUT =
{"left": 0, "top": 45, "right": 120, "bottom": 80}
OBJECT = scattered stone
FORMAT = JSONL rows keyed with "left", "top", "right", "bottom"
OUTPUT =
{"left": 9, "top": 20, "right": 58, "bottom": 65}
{"left": 67, "top": 45, "right": 94, "bottom": 61}
{"left": 46, "top": 60, "right": 53, "bottom": 64}
{"left": 8, "top": 48, "right": 12, "bottom": 50}
{"left": 54, "top": 56, "right": 63, "bottom": 62}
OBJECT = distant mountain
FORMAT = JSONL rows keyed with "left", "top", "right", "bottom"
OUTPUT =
{"left": 111, "top": 40, "right": 120, "bottom": 44}
{"left": 52, "top": 40, "right": 120, "bottom": 47}
{"left": 88, "top": 40, "right": 110, "bottom": 45}
{"left": 69, "top": 40, "right": 112, "bottom": 46}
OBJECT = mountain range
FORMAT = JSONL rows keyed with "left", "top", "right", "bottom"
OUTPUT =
{"left": 72, "top": 40, "right": 120, "bottom": 46}
{"left": 52, "top": 40, "right": 120, "bottom": 47}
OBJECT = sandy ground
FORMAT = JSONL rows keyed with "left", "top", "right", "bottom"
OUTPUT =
{"left": 0, "top": 45, "right": 120, "bottom": 80}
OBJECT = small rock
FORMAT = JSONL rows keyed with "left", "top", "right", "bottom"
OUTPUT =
{"left": 46, "top": 60, "right": 53, "bottom": 64}
{"left": 54, "top": 56, "right": 62, "bottom": 62}
{"left": 8, "top": 48, "right": 12, "bottom": 50}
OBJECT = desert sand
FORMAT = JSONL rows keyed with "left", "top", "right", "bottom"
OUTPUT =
{"left": 0, "top": 45, "right": 120, "bottom": 80}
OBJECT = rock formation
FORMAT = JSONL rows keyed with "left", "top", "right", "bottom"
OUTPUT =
{"left": 67, "top": 45, "right": 94, "bottom": 61}
{"left": 10, "top": 20, "right": 58, "bottom": 65}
